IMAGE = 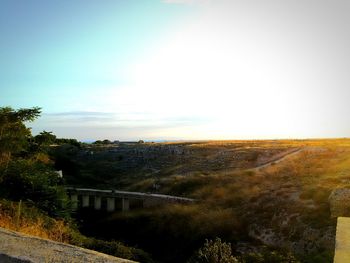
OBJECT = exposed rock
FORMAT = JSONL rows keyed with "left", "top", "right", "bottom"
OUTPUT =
{"left": 329, "top": 188, "right": 350, "bottom": 218}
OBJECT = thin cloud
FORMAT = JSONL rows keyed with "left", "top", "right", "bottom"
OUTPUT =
{"left": 31, "top": 112, "right": 212, "bottom": 141}
{"left": 38, "top": 111, "right": 210, "bottom": 128}
{"left": 46, "top": 111, "right": 115, "bottom": 117}
{"left": 41, "top": 111, "right": 117, "bottom": 125}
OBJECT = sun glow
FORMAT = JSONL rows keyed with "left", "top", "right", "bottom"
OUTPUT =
{"left": 107, "top": 4, "right": 319, "bottom": 139}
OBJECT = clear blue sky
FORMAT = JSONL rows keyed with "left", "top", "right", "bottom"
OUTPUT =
{"left": 1, "top": 0, "right": 350, "bottom": 141}
{"left": 0, "top": 0, "right": 192, "bottom": 111}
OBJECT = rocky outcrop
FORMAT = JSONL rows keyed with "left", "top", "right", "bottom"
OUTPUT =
{"left": 0, "top": 227, "right": 136, "bottom": 263}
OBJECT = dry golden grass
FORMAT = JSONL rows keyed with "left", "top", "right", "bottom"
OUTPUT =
{"left": 32, "top": 152, "right": 53, "bottom": 165}
{"left": 0, "top": 200, "right": 71, "bottom": 243}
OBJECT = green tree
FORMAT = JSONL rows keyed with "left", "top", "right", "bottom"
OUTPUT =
{"left": 0, "top": 107, "right": 41, "bottom": 166}
{"left": 34, "top": 130, "right": 57, "bottom": 146}
{"left": 0, "top": 159, "right": 71, "bottom": 218}
{"left": 102, "top": 139, "right": 112, "bottom": 144}
{"left": 55, "top": 138, "right": 80, "bottom": 147}
{"left": 0, "top": 106, "right": 72, "bottom": 218}
{"left": 188, "top": 238, "right": 239, "bottom": 263}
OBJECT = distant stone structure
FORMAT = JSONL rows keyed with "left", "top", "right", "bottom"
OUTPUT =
{"left": 329, "top": 188, "right": 350, "bottom": 217}
{"left": 66, "top": 187, "right": 194, "bottom": 212}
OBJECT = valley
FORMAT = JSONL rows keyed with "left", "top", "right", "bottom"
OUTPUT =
{"left": 55, "top": 139, "right": 350, "bottom": 262}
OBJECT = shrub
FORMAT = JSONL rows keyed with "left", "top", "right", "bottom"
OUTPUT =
{"left": 0, "top": 199, "right": 71, "bottom": 242}
{"left": 0, "top": 159, "right": 71, "bottom": 218}
{"left": 188, "top": 238, "right": 239, "bottom": 263}
{"left": 82, "top": 238, "right": 154, "bottom": 263}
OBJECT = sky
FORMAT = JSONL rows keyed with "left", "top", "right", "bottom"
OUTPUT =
{"left": 1, "top": 0, "right": 350, "bottom": 141}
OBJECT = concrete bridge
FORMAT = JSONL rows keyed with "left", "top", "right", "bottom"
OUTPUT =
{"left": 66, "top": 187, "right": 194, "bottom": 212}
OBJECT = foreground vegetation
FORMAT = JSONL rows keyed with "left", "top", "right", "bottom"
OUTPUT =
{"left": 0, "top": 107, "right": 152, "bottom": 262}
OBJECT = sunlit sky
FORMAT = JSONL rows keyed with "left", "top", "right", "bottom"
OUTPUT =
{"left": 1, "top": 0, "right": 350, "bottom": 141}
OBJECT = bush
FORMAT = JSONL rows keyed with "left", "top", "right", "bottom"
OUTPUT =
{"left": 188, "top": 238, "right": 239, "bottom": 263}
{"left": 82, "top": 238, "right": 154, "bottom": 263}
{"left": 0, "top": 159, "right": 71, "bottom": 218}
{"left": 0, "top": 199, "right": 72, "bottom": 242}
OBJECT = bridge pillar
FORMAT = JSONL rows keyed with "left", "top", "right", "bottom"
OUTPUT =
{"left": 94, "top": 196, "right": 102, "bottom": 210}
{"left": 71, "top": 194, "right": 78, "bottom": 210}
{"left": 122, "top": 198, "right": 129, "bottom": 212}
{"left": 107, "top": 197, "right": 115, "bottom": 212}
{"left": 82, "top": 195, "right": 89, "bottom": 208}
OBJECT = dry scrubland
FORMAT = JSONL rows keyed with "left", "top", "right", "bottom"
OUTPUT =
{"left": 5, "top": 138, "right": 347, "bottom": 262}
{"left": 2, "top": 138, "right": 348, "bottom": 262}
{"left": 68, "top": 139, "right": 350, "bottom": 262}
{"left": 0, "top": 199, "right": 71, "bottom": 242}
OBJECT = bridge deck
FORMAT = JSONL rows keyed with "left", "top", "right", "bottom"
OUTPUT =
{"left": 66, "top": 187, "right": 194, "bottom": 202}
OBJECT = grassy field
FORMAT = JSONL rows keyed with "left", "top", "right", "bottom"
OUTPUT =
{"left": 59, "top": 139, "right": 350, "bottom": 262}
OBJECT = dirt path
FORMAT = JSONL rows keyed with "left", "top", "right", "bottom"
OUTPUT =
{"left": 0, "top": 227, "right": 135, "bottom": 263}
{"left": 250, "top": 147, "right": 304, "bottom": 171}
